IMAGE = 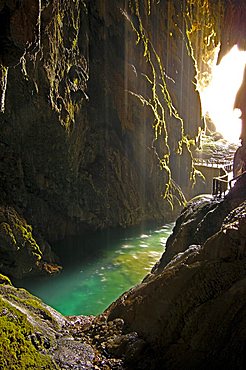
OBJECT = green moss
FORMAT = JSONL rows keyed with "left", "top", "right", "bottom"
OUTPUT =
{"left": 72, "top": 37, "right": 78, "bottom": 49}
{"left": 0, "top": 222, "right": 17, "bottom": 245}
{"left": 2, "top": 207, "right": 42, "bottom": 261}
{"left": 0, "top": 298, "right": 58, "bottom": 369}
{"left": 185, "top": 0, "right": 224, "bottom": 91}
{"left": 43, "top": 0, "right": 85, "bottom": 131}
{"left": 15, "top": 223, "right": 42, "bottom": 261}
{"left": 0, "top": 274, "right": 12, "bottom": 285}
{"left": 0, "top": 208, "right": 46, "bottom": 277}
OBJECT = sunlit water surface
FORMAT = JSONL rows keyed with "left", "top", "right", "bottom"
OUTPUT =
{"left": 16, "top": 224, "right": 173, "bottom": 316}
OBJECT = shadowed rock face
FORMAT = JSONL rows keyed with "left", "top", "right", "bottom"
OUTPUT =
{"left": 0, "top": 0, "right": 40, "bottom": 67}
{"left": 154, "top": 174, "right": 246, "bottom": 272}
{"left": 106, "top": 187, "right": 246, "bottom": 369}
{"left": 0, "top": 0, "right": 204, "bottom": 244}
{"left": 0, "top": 0, "right": 210, "bottom": 278}
{"left": 0, "top": 206, "right": 61, "bottom": 279}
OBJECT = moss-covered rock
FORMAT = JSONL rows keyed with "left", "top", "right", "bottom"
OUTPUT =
{"left": 0, "top": 283, "right": 125, "bottom": 369}
{"left": 0, "top": 206, "right": 61, "bottom": 279}
{"left": 0, "top": 298, "right": 58, "bottom": 369}
{"left": 0, "top": 273, "right": 11, "bottom": 285}
{"left": 0, "top": 282, "right": 65, "bottom": 369}
{"left": 0, "top": 0, "right": 202, "bottom": 244}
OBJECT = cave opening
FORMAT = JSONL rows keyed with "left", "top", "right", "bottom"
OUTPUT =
{"left": 192, "top": 44, "right": 246, "bottom": 197}
{"left": 199, "top": 45, "right": 246, "bottom": 144}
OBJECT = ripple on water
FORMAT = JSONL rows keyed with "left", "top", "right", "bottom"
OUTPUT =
{"left": 121, "top": 244, "right": 135, "bottom": 249}
{"left": 140, "top": 234, "right": 150, "bottom": 238}
{"left": 139, "top": 243, "right": 148, "bottom": 248}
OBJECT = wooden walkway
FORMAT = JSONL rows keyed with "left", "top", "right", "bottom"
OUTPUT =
{"left": 193, "top": 157, "right": 234, "bottom": 172}
{"left": 194, "top": 157, "right": 234, "bottom": 197}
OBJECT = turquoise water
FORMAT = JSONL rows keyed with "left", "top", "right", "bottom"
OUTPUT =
{"left": 17, "top": 223, "right": 173, "bottom": 316}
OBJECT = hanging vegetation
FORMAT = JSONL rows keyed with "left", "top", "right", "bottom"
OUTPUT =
{"left": 185, "top": 0, "right": 224, "bottom": 92}
{"left": 123, "top": 0, "right": 207, "bottom": 208}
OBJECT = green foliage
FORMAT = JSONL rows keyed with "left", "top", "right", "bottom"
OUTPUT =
{"left": 0, "top": 298, "right": 57, "bottom": 369}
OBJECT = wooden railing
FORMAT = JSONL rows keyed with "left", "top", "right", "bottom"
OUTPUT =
{"left": 194, "top": 157, "right": 233, "bottom": 172}
{"left": 212, "top": 174, "right": 229, "bottom": 197}
{"left": 194, "top": 157, "right": 234, "bottom": 198}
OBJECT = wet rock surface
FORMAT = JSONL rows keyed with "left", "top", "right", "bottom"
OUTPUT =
{"left": 153, "top": 176, "right": 246, "bottom": 274}
{"left": 53, "top": 338, "right": 95, "bottom": 369}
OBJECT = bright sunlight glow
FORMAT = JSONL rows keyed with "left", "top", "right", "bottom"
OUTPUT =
{"left": 200, "top": 45, "right": 246, "bottom": 143}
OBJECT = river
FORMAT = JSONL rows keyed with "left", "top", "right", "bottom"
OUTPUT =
{"left": 16, "top": 223, "right": 174, "bottom": 316}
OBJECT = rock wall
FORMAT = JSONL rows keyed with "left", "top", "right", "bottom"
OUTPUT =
{"left": 0, "top": 0, "right": 203, "bottom": 249}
